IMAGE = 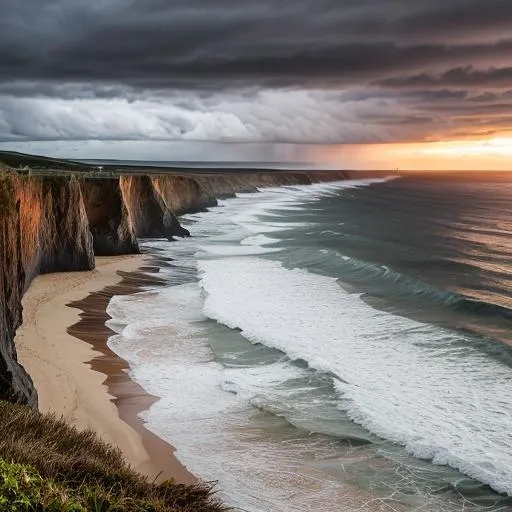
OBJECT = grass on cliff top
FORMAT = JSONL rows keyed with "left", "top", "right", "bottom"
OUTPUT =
{"left": 0, "top": 401, "right": 227, "bottom": 511}
{"left": 0, "top": 172, "right": 16, "bottom": 214}
{"left": 0, "top": 151, "right": 87, "bottom": 171}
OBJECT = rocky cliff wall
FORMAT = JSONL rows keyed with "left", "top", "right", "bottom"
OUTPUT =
{"left": 15, "top": 176, "right": 95, "bottom": 283}
{"left": 81, "top": 179, "right": 139, "bottom": 256}
{"left": 192, "top": 172, "right": 312, "bottom": 199}
{"left": 0, "top": 172, "right": 95, "bottom": 407}
{"left": 0, "top": 177, "right": 36, "bottom": 406}
{"left": 119, "top": 176, "right": 190, "bottom": 239}
{"left": 152, "top": 175, "right": 218, "bottom": 215}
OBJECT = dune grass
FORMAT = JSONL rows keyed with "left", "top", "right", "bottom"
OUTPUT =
{"left": 0, "top": 401, "right": 227, "bottom": 511}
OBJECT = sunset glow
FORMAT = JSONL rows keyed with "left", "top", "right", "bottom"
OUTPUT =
{"left": 311, "top": 137, "right": 512, "bottom": 171}
{"left": 417, "top": 137, "right": 512, "bottom": 157}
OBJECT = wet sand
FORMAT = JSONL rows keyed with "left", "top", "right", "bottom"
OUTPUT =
{"left": 15, "top": 255, "right": 195, "bottom": 484}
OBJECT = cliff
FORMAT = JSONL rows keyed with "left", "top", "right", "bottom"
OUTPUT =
{"left": 120, "top": 176, "right": 190, "bottom": 239}
{"left": 81, "top": 179, "right": 139, "bottom": 256}
{"left": 193, "top": 172, "right": 311, "bottom": 198}
{"left": 152, "top": 175, "right": 218, "bottom": 215}
{"left": 151, "top": 170, "right": 348, "bottom": 214}
{"left": 0, "top": 172, "right": 95, "bottom": 407}
{"left": 0, "top": 178, "right": 35, "bottom": 406}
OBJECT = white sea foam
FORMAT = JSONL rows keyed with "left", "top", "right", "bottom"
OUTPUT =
{"left": 240, "top": 234, "right": 279, "bottom": 246}
{"left": 199, "top": 256, "right": 512, "bottom": 496}
{"left": 194, "top": 243, "right": 281, "bottom": 257}
{"left": 226, "top": 179, "right": 392, "bottom": 241}
{"left": 107, "top": 282, "right": 372, "bottom": 512}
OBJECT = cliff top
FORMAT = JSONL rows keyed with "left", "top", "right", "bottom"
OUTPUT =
{"left": 0, "top": 150, "right": 371, "bottom": 178}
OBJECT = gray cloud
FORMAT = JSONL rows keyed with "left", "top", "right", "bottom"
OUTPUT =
{"left": 1, "top": 0, "right": 511, "bottom": 145}
{"left": 0, "top": 90, "right": 435, "bottom": 144}
{"left": 377, "top": 67, "right": 512, "bottom": 89}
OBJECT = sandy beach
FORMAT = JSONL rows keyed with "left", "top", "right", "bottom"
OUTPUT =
{"left": 15, "top": 255, "right": 195, "bottom": 485}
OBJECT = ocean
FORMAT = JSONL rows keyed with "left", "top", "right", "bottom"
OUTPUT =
{"left": 106, "top": 173, "right": 512, "bottom": 511}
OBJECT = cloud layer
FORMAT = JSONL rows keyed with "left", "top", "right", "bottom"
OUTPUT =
{"left": 1, "top": 0, "right": 511, "bottom": 145}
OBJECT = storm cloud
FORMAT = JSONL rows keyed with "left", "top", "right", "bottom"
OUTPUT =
{"left": 1, "top": 0, "right": 511, "bottom": 146}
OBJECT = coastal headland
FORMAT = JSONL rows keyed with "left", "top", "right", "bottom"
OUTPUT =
{"left": 0, "top": 150, "right": 387, "bottom": 508}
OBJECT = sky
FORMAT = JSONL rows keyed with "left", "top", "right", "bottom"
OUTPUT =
{"left": 1, "top": 0, "right": 512, "bottom": 169}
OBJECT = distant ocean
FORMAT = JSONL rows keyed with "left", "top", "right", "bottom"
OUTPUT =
{"left": 105, "top": 173, "right": 512, "bottom": 511}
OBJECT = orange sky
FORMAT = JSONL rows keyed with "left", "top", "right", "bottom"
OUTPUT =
{"left": 313, "top": 137, "right": 512, "bottom": 171}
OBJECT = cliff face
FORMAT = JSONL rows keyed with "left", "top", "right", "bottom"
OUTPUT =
{"left": 120, "top": 176, "right": 190, "bottom": 239}
{"left": 38, "top": 178, "right": 95, "bottom": 275}
{"left": 81, "top": 179, "right": 139, "bottom": 256}
{"left": 0, "top": 181, "right": 35, "bottom": 406}
{"left": 16, "top": 176, "right": 95, "bottom": 283}
{"left": 307, "top": 170, "right": 350, "bottom": 182}
{"left": 193, "top": 172, "right": 312, "bottom": 199}
{"left": 1, "top": 173, "right": 95, "bottom": 407}
{"left": 152, "top": 175, "right": 217, "bottom": 215}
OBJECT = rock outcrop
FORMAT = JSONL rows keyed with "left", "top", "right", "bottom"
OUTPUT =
{"left": 152, "top": 175, "right": 217, "bottom": 215}
{"left": 81, "top": 179, "right": 139, "bottom": 256}
{"left": 120, "top": 176, "right": 190, "bottom": 239}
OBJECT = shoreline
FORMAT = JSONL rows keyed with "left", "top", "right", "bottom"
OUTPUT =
{"left": 15, "top": 254, "right": 195, "bottom": 485}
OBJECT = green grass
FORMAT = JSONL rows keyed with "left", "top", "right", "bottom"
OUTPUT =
{"left": 0, "top": 151, "right": 88, "bottom": 172}
{"left": 0, "top": 402, "right": 227, "bottom": 511}
{"left": 0, "top": 172, "right": 16, "bottom": 214}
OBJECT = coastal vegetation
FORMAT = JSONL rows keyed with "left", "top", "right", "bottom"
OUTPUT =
{"left": 0, "top": 171, "right": 15, "bottom": 214}
{"left": 0, "top": 151, "right": 87, "bottom": 172}
{"left": 0, "top": 402, "right": 226, "bottom": 512}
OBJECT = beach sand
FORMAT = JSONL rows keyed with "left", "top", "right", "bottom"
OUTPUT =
{"left": 15, "top": 255, "right": 195, "bottom": 485}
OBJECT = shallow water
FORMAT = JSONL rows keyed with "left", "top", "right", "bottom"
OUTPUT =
{"left": 107, "top": 175, "right": 512, "bottom": 511}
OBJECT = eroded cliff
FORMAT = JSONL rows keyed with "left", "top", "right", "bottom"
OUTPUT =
{"left": 1, "top": 172, "right": 95, "bottom": 406}
{"left": 193, "top": 172, "right": 311, "bottom": 199}
{"left": 0, "top": 178, "right": 35, "bottom": 406}
{"left": 120, "top": 176, "right": 190, "bottom": 239}
{"left": 152, "top": 175, "right": 217, "bottom": 215}
{"left": 81, "top": 179, "right": 139, "bottom": 256}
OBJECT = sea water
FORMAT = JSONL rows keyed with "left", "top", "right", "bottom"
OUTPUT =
{"left": 106, "top": 174, "right": 512, "bottom": 511}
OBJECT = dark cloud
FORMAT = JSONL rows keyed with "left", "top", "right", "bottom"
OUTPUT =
{"left": 377, "top": 67, "right": 512, "bottom": 89}
{"left": 468, "top": 91, "right": 512, "bottom": 102}
{"left": 2, "top": 0, "right": 512, "bottom": 88}
{"left": 0, "top": 0, "right": 511, "bottom": 144}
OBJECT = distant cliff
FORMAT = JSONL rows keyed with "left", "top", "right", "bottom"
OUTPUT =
{"left": 120, "top": 175, "right": 190, "bottom": 239}
{"left": 0, "top": 166, "right": 357, "bottom": 408}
